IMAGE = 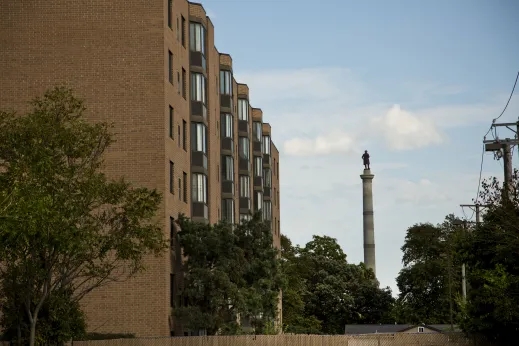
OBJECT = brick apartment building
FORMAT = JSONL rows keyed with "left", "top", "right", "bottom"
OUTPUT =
{"left": 0, "top": 0, "right": 281, "bottom": 337}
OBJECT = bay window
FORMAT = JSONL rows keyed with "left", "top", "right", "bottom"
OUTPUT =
{"left": 254, "top": 157, "right": 262, "bottom": 177}
{"left": 191, "top": 123, "right": 207, "bottom": 153}
{"left": 253, "top": 122, "right": 262, "bottom": 142}
{"left": 222, "top": 156, "right": 234, "bottom": 181}
{"left": 263, "top": 168, "right": 272, "bottom": 187}
{"left": 238, "top": 99, "right": 248, "bottom": 121}
{"left": 221, "top": 113, "right": 233, "bottom": 138}
{"left": 222, "top": 199, "right": 235, "bottom": 224}
{"left": 239, "top": 175, "right": 250, "bottom": 198}
{"left": 239, "top": 137, "right": 250, "bottom": 160}
{"left": 191, "top": 173, "right": 207, "bottom": 203}
{"left": 254, "top": 191, "right": 263, "bottom": 212}
{"left": 262, "top": 135, "right": 271, "bottom": 155}
{"left": 189, "top": 22, "right": 205, "bottom": 54}
{"left": 220, "top": 70, "right": 232, "bottom": 95}
{"left": 191, "top": 73, "right": 206, "bottom": 104}
{"left": 263, "top": 200, "right": 272, "bottom": 221}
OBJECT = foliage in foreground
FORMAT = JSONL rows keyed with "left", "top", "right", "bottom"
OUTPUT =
{"left": 0, "top": 87, "right": 167, "bottom": 346}
{"left": 455, "top": 171, "right": 519, "bottom": 345}
{"left": 281, "top": 235, "right": 395, "bottom": 334}
{"left": 175, "top": 213, "right": 285, "bottom": 335}
{"left": 394, "top": 216, "right": 462, "bottom": 325}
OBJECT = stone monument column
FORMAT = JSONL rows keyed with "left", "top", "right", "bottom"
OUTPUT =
{"left": 360, "top": 169, "right": 376, "bottom": 277}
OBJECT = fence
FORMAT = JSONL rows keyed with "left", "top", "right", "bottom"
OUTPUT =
{"left": 65, "top": 333, "right": 485, "bottom": 346}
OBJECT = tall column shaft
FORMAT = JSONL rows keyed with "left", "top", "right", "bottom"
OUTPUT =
{"left": 360, "top": 169, "right": 376, "bottom": 277}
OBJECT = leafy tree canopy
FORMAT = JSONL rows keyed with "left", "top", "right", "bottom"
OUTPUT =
{"left": 0, "top": 87, "right": 167, "bottom": 346}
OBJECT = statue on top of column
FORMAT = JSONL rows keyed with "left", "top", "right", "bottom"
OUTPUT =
{"left": 362, "top": 150, "right": 370, "bottom": 170}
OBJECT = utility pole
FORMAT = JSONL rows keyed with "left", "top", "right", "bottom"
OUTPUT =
{"left": 484, "top": 120, "right": 519, "bottom": 196}
{"left": 456, "top": 204, "right": 490, "bottom": 303}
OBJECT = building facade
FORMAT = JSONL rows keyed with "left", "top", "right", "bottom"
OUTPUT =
{"left": 0, "top": 0, "right": 281, "bottom": 337}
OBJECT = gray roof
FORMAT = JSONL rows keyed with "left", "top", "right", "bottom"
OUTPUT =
{"left": 344, "top": 324, "right": 461, "bottom": 335}
{"left": 344, "top": 324, "right": 412, "bottom": 335}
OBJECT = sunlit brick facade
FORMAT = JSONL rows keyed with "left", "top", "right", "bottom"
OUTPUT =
{"left": 0, "top": 0, "right": 281, "bottom": 337}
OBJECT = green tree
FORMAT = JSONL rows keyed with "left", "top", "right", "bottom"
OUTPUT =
{"left": 177, "top": 212, "right": 283, "bottom": 335}
{"left": 395, "top": 218, "right": 462, "bottom": 325}
{"left": 282, "top": 235, "right": 394, "bottom": 334}
{"left": 235, "top": 213, "right": 285, "bottom": 333}
{"left": 175, "top": 215, "right": 246, "bottom": 335}
{"left": 456, "top": 171, "right": 519, "bottom": 345}
{"left": 0, "top": 87, "right": 167, "bottom": 346}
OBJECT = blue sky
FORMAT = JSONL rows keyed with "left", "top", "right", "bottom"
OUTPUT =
{"left": 203, "top": 0, "right": 519, "bottom": 294}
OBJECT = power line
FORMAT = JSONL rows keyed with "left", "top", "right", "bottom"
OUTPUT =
{"left": 494, "top": 71, "right": 519, "bottom": 122}
{"left": 483, "top": 71, "right": 519, "bottom": 140}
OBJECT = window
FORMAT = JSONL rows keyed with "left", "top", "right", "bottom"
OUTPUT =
{"left": 182, "top": 68, "right": 186, "bottom": 99}
{"left": 169, "top": 106, "right": 174, "bottom": 139}
{"left": 192, "top": 173, "right": 207, "bottom": 203}
{"left": 174, "top": 274, "right": 175, "bottom": 307}
{"left": 252, "top": 122, "right": 262, "bottom": 142}
{"left": 169, "top": 161, "right": 174, "bottom": 194}
{"left": 262, "top": 135, "right": 271, "bottom": 155}
{"left": 181, "top": 16, "right": 186, "bottom": 47}
{"left": 254, "top": 191, "right": 263, "bottom": 211}
{"left": 222, "top": 199, "right": 234, "bottom": 224}
{"left": 222, "top": 156, "right": 234, "bottom": 181}
{"left": 191, "top": 123, "right": 207, "bottom": 153}
{"left": 178, "top": 125, "right": 181, "bottom": 147}
{"left": 170, "top": 217, "right": 175, "bottom": 247}
{"left": 263, "top": 201, "right": 272, "bottom": 221}
{"left": 254, "top": 156, "right": 262, "bottom": 177}
{"left": 220, "top": 70, "right": 232, "bottom": 95}
{"left": 182, "top": 120, "right": 187, "bottom": 150}
{"left": 221, "top": 113, "right": 233, "bottom": 138}
{"left": 191, "top": 73, "right": 206, "bottom": 104}
{"left": 239, "top": 137, "right": 250, "bottom": 160}
{"left": 240, "top": 214, "right": 251, "bottom": 223}
{"left": 274, "top": 187, "right": 277, "bottom": 205}
{"left": 168, "top": 51, "right": 173, "bottom": 84}
{"left": 239, "top": 175, "right": 250, "bottom": 198}
{"left": 273, "top": 158, "right": 276, "bottom": 175}
{"left": 177, "top": 72, "right": 180, "bottom": 94}
{"left": 183, "top": 172, "right": 187, "bottom": 202}
{"left": 238, "top": 99, "right": 248, "bottom": 121}
{"left": 178, "top": 178, "right": 181, "bottom": 200}
{"left": 277, "top": 162, "right": 279, "bottom": 176}
{"left": 189, "top": 22, "right": 205, "bottom": 54}
{"left": 176, "top": 17, "right": 180, "bottom": 40}
{"left": 418, "top": 327, "right": 424, "bottom": 333}
{"left": 168, "top": 0, "right": 172, "bottom": 29}
{"left": 264, "top": 168, "right": 272, "bottom": 187}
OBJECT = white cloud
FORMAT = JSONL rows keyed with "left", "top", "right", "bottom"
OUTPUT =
{"left": 284, "top": 131, "right": 357, "bottom": 156}
{"left": 370, "top": 104, "right": 445, "bottom": 151}
{"left": 235, "top": 66, "right": 510, "bottom": 294}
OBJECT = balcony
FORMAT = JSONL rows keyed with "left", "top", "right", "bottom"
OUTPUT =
{"left": 191, "top": 101, "right": 207, "bottom": 122}
{"left": 263, "top": 154, "right": 271, "bottom": 167}
{"left": 263, "top": 187, "right": 271, "bottom": 199}
{"left": 254, "top": 176, "right": 263, "bottom": 188}
{"left": 190, "top": 51, "right": 206, "bottom": 71}
{"left": 253, "top": 141, "right": 261, "bottom": 154}
{"left": 239, "top": 158, "right": 250, "bottom": 172}
{"left": 221, "top": 137, "right": 234, "bottom": 154}
{"left": 220, "top": 94, "right": 232, "bottom": 109}
{"left": 192, "top": 202, "right": 208, "bottom": 219}
{"left": 192, "top": 152, "right": 208, "bottom": 172}
{"left": 239, "top": 197, "right": 251, "bottom": 210}
{"left": 222, "top": 181, "right": 234, "bottom": 195}
{"left": 238, "top": 120, "right": 248, "bottom": 135}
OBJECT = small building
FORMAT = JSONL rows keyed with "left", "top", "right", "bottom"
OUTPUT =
{"left": 344, "top": 324, "right": 460, "bottom": 335}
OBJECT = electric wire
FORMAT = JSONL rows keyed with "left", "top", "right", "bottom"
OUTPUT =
{"left": 483, "top": 71, "right": 519, "bottom": 140}
{"left": 468, "top": 71, "right": 519, "bottom": 221}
